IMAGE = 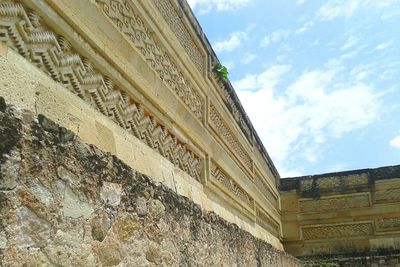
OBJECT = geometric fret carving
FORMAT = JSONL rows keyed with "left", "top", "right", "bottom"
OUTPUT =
{"left": 0, "top": 1, "right": 201, "bottom": 181}
{"left": 95, "top": 0, "right": 204, "bottom": 119}
{"left": 210, "top": 162, "right": 254, "bottom": 209}
{"left": 344, "top": 173, "right": 368, "bottom": 187}
{"left": 152, "top": 0, "right": 204, "bottom": 73}
{"left": 256, "top": 207, "right": 280, "bottom": 237}
{"left": 378, "top": 217, "right": 400, "bottom": 229}
{"left": 302, "top": 223, "right": 374, "bottom": 240}
{"left": 255, "top": 172, "right": 277, "bottom": 208}
{"left": 300, "top": 194, "right": 370, "bottom": 212}
{"left": 209, "top": 103, "right": 252, "bottom": 170}
{"left": 316, "top": 177, "right": 341, "bottom": 189}
{"left": 214, "top": 78, "right": 252, "bottom": 143}
{"left": 375, "top": 188, "right": 400, "bottom": 203}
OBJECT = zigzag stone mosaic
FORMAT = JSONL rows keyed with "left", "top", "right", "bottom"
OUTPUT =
{"left": 0, "top": 0, "right": 201, "bottom": 181}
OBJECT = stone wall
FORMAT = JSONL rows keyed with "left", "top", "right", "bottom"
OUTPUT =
{"left": 0, "top": 100, "right": 300, "bottom": 266}
{"left": 0, "top": 0, "right": 281, "bottom": 247}
{"left": 280, "top": 166, "right": 400, "bottom": 265}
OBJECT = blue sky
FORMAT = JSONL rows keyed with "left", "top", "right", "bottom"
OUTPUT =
{"left": 188, "top": 0, "right": 400, "bottom": 177}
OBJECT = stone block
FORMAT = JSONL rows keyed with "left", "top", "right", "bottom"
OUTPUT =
{"left": 63, "top": 186, "right": 94, "bottom": 219}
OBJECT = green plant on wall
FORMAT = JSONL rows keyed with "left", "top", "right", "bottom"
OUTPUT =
{"left": 213, "top": 63, "right": 229, "bottom": 83}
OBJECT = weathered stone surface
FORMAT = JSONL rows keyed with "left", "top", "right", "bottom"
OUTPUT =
{"left": 112, "top": 213, "right": 140, "bottom": 241}
{"left": 100, "top": 182, "right": 123, "bottom": 206}
{"left": 44, "top": 230, "right": 97, "bottom": 266}
{"left": 28, "top": 178, "right": 54, "bottom": 207}
{"left": 57, "top": 166, "right": 81, "bottom": 188}
{"left": 136, "top": 196, "right": 148, "bottom": 217}
{"left": 0, "top": 105, "right": 299, "bottom": 266}
{"left": 0, "top": 227, "right": 6, "bottom": 250}
{"left": 15, "top": 206, "right": 52, "bottom": 249}
{"left": 91, "top": 212, "right": 112, "bottom": 242}
{"left": 63, "top": 186, "right": 94, "bottom": 219}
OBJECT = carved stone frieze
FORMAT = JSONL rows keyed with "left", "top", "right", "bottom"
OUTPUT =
{"left": 343, "top": 173, "right": 368, "bottom": 186}
{"left": 214, "top": 79, "right": 252, "bottom": 143}
{"left": 375, "top": 187, "right": 400, "bottom": 203}
{"left": 256, "top": 207, "right": 279, "bottom": 237}
{"left": 255, "top": 172, "right": 278, "bottom": 208}
{"left": 302, "top": 223, "right": 373, "bottom": 240}
{"left": 0, "top": 0, "right": 201, "bottom": 181}
{"left": 299, "top": 194, "right": 370, "bottom": 212}
{"left": 378, "top": 217, "right": 400, "bottom": 229}
{"left": 209, "top": 103, "right": 252, "bottom": 170}
{"left": 210, "top": 162, "right": 254, "bottom": 209}
{"left": 152, "top": 0, "right": 204, "bottom": 73}
{"left": 95, "top": 0, "right": 204, "bottom": 120}
{"left": 316, "top": 176, "right": 341, "bottom": 189}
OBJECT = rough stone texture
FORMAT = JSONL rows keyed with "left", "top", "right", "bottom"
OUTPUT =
{"left": 0, "top": 99, "right": 299, "bottom": 266}
{"left": 301, "top": 251, "right": 400, "bottom": 267}
{"left": 280, "top": 164, "right": 400, "bottom": 265}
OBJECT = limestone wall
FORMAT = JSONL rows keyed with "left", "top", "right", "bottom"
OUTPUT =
{"left": 0, "top": 0, "right": 281, "bottom": 248}
{"left": 280, "top": 167, "right": 400, "bottom": 260}
{"left": 0, "top": 100, "right": 300, "bottom": 266}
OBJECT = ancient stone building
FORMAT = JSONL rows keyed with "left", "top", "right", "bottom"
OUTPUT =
{"left": 0, "top": 0, "right": 399, "bottom": 266}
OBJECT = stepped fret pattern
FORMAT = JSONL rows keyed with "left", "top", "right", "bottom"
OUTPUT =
{"left": 210, "top": 162, "right": 254, "bottom": 209}
{"left": 96, "top": 0, "right": 204, "bottom": 120}
{"left": 214, "top": 79, "right": 252, "bottom": 143}
{"left": 210, "top": 103, "right": 252, "bottom": 170}
{"left": 255, "top": 173, "right": 278, "bottom": 208}
{"left": 256, "top": 207, "right": 279, "bottom": 237}
{"left": 302, "top": 223, "right": 373, "bottom": 240}
{"left": 0, "top": 0, "right": 201, "bottom": 181}
{"left": 378, "top": 217, "right": 400, "bottom": 229}
{"left": 375, "top": 187, "right": 400, "bottom": 203}
{"left": 299, "top": 194, "right": 370, "bottom": 212}
{"left": 152, "top": 0, "right": 204, "bottom": 73}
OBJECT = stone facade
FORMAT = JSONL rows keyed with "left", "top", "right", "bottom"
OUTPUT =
{"left": 0, "top": 100, "right": 299, "bottom": 266}
{"left": 280, "top": 167, "right": 400, "bottom": 265}
{"left": 0, "top": 0, "right": 282, "bottom": 250}
{"left": 1, "top": 0, "right": 400, "bottom": 265}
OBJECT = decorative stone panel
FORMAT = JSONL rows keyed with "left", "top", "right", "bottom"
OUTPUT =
{"left": 210, "top": 161, "right": 254, "bottom": 209}
{"left": 375, "top": 188, "right": 400, "bottom": 203}
{"left": 209, "top": 103, "right": 252, "bottom": 170}
{"left": 302, "top": 223, "right": 374, "bottom": 240}
{"left": 378, "top": 217, "right": 400, "bottom": 229}
{"left": 255, "top": 172, "right": 278, "bottom": 208}
{"left": 0, "top": 0, "right": 201, "bottom": 181}
{"left": 213, "top": 79, "right": 253, "bottom": 143}
{"left": 95, "top": 0, "right": 204, "bottom": 120}
{"left": 256, "top": 206, "right": 280, "bottom": 237}
{"left": 299, "top": 193, "right": 370, "bottom": 212}
{"left": 152, "top": 0, "right": 204, "bottom": 73}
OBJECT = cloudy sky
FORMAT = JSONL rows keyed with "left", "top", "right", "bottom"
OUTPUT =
{"left": 188, "top": 0, "right": 400, "bottom": 177}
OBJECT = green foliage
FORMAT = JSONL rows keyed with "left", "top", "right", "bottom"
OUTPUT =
{"left": 213, "top": 63, "right": 229, "bottom": 82}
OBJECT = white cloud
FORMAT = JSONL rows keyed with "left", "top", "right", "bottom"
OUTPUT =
{"left": 295, "top": 21, "right": 314, "bottom": 34}
{"left": 341, "top": 36, "right": 359, "bottom": 50}
{"left": 376, "top": 40, "right": 393, "bottom": 51}
{"left": 350, "top": 63, "right": 373, "bottom": 81}
{"left": 317, "top": 0, "right": 399, "bottom": 21}
{"left": 241, "top": 53, "right": 256, "bottom": 64}
{"left": 187, "top": 0, "right": 251, "bottom": 13}
{"left": 317, "top": 0, "right": 362, "bottom": 21}
{"left": 296, "top": 0, "right": 306, "bottom": 6}
{"left": 234, "top": 65, "right": 291, "bottom": 91}
{"left": 390, "top": 133, "right": 400, "bottom": 149}
{"left": 213, "top": 31, "right": 247, "bottom": 53}
{"left": 260, "top": 29, "right": 291, "bottom": 47}
{"left": 234, "top": 62, "right": 382, "bottom": 177}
